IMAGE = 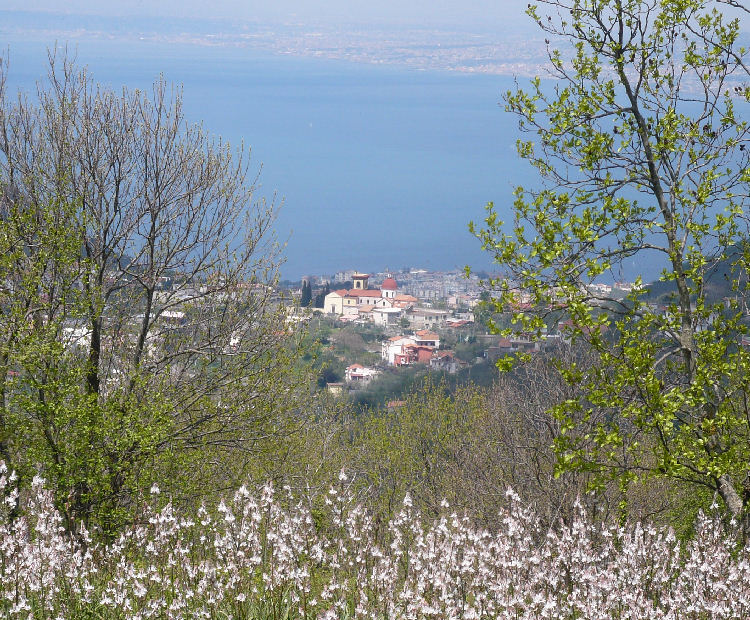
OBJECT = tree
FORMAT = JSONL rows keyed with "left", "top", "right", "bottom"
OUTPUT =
{"left": 300, "top": 280, "right": 312, "bottom": 307}
{"left": 472, "top": 290, "right": 494, "bottom": 328}
{"left": 314, "top": 282, "right": 330, "bottom": 308}
{"left": 474, "top": 0, "right": 750, "bottom": 531}
{"left": 0, "top": 54, "right": 302, "bottom": 532}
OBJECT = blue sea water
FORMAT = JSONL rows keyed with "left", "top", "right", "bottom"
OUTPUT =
{"left": 2, "top": 37, "right": 533, "bottom": 279}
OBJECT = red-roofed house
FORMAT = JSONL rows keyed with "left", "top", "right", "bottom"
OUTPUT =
{"left": 382, "top": 335, "right": 437, "bottom": 366}
{"left": 408, "top": 345, "right": 434, "bottom": 364}
{"left": 392, "top": 294, "right": 419, "bottom": 309}
{"left": 414, "top": 330, "right": 440, "bottom": 348}
{"left": 382, "top": 335, "right": 415, "bottom": 364}
{"left": 430, "top": 350, "right": 459, "bottom": 373}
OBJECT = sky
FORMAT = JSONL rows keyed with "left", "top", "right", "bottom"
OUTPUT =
{"left": 1, "top": 0, "right": 533, "bottom": 32}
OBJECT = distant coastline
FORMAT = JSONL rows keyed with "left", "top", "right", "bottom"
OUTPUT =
{"left": 0, "top": 9, "right": 550, "bottom": 78}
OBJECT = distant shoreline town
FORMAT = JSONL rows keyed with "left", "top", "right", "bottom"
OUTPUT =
{"left": 0, "top": 10, "right": 550, "bottom": 77}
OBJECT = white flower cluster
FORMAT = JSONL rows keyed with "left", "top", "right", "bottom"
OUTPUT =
{"left": 1, "top": 467, "right": 749, "bottom": 618}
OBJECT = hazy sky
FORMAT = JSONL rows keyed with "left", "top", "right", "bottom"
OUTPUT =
{"left": 3, "top": 0, "right": 532, "bottom": 31}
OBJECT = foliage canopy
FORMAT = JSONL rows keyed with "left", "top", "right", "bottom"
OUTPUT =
{"left": 475, "top": 0, "right": 750, "bottom": 530}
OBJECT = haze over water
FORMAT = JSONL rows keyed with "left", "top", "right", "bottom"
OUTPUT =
{"left": 3, "top": 36, "right": 531, "bottom": 279}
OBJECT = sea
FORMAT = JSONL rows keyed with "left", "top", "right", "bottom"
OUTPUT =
{"left": 2, "top": 36, "right": 534, "bottom": 280}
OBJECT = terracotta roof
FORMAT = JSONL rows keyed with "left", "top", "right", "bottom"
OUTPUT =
{"left": 415, "top": 330, "right": 439, "bottom": 339}
{"left": 381, "top": 277, "right": 398, "bottom": 290}
{"left": 394, "top": 294, "right": 418, "bottom": 302}
{"left": 345, "top": 289, "right": 381, "bottom": 298}
{"left": 347, "top": 363, "right": 364, "bottom": 370}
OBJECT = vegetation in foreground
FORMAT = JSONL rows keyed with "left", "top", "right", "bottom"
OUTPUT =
{"left": 3, "top": 464, "right": 750, "bottom": 620}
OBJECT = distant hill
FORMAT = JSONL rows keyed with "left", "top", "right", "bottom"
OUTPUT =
{"left": 643, "top": 245, "right": 749, "bottom": 305}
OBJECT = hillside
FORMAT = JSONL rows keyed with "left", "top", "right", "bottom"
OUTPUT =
{"left": 644, "top": 245, "right": 749, "bottom": 304}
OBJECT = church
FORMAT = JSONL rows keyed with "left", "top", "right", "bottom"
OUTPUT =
{"left": 323, "top": 272, "right": 405, "bottom": 318}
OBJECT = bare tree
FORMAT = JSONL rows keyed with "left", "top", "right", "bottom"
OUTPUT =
{"left": 0, "top": 52, "right": 300, "bottom": 530}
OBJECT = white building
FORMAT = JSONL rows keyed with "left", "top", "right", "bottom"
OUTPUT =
{"left": 382, "top": 335, "right": 415, "bottom": 365}
{"left": 345, "top": 363, "right": 381, "bottom": 385}
{"left": 405, "top": 308, "right": 449, "bottom": 329}
{"left": 372, "top": 307, "right": 402, "bottom": 326}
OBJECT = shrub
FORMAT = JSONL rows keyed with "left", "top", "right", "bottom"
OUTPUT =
{"left": 2, "top": 462, "right": 750, "bottom": 618}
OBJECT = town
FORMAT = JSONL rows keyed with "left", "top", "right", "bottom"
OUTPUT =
{"left": 285, "top": 267, "right": 645, "bottom": 402}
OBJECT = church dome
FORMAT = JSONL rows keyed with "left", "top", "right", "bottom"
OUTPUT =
{"left": 381, "top": 277, "right": 398, "bottom": 290}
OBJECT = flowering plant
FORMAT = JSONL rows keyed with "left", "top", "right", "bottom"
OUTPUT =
{"left": 1, "top": 463, "right": 748, "bottom": 619}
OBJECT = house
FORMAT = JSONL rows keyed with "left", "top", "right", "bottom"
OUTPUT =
{"left": 408, "top": 345, "right": 434, "bottom": 364}
{"left": 488, "top": 337, "right": 515, "bottom": 361}
{"left": 414, "top": 330, "right": 440, "bottom": 348}
{"left": 392, "top": 294, "right": 419, "bottom": 309}
{"left": 430, "top": 351, "right": 460, "bottom": 374}
{"left": 372, "top": 307, "right": 402, "bottom": 326}
{"left": 62, "top": 321, "right": 91, "bottom": 350}
{"left": 393, "top": 349, "right": 414, "bottom": 366}
{"left": 447, "top": 294, "right": 479, "bottom": 309}
{"left": 356, "top": 289, "right": 390, "bottom": 307}
{"left": 405, "top": 308, "right": 449, "bottom": 329}
{"left": 343, "top": 291, "right": 360, "bottom": 315}
{"left": 345, "top": 363, "right": 381, "bottom": 385}
{"left": 382, "top": 335, "right": 415, "bottom": 365}
{"left": 357, "top": 305, "right": 375, "bottom": 322}
{"left": 392, "top": 344, "right": 434, "bottom": 366}
{"left": 160, "top": 310, "right": 187, "bottom": 326}
{"left": 382, "top": 334, "right": 439, "bottom": 367}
